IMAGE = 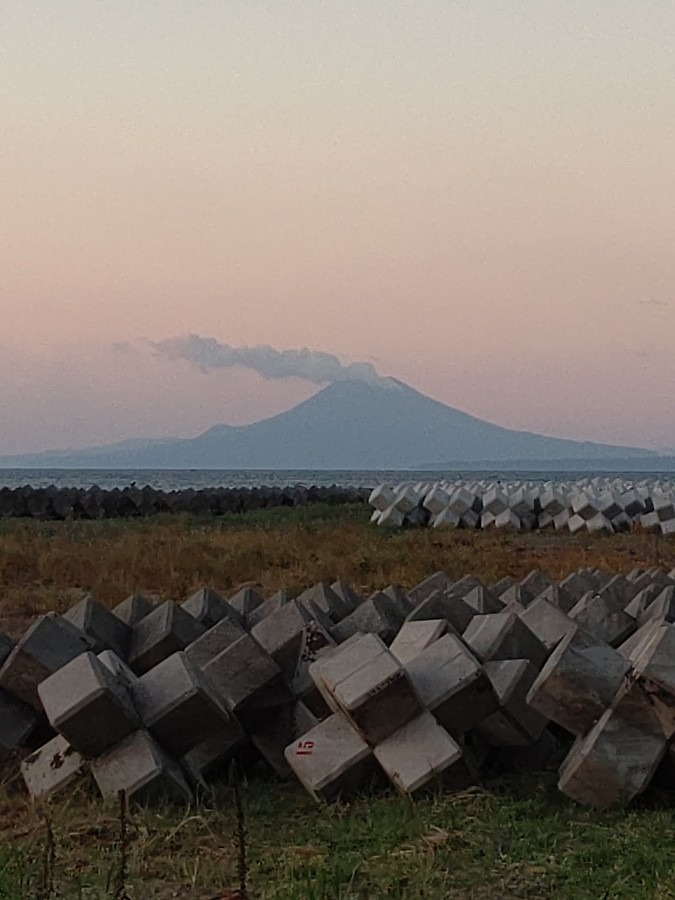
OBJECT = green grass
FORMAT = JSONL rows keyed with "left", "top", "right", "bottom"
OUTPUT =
{"left": 5, "top": 770, "right": 675, "bottom": 898}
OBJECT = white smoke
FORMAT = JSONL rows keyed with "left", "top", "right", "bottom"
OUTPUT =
{"left": 152, "top": 334, "right": 392, "bottom": 387}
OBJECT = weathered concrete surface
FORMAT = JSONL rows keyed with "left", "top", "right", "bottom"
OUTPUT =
{"left": 373, "top": 711, "right": 467, "bottom": 795}
{"left": 128, "top": 601, "right": 206, "bottom": 675}
{"left": 21, "top": 735, "right": 87, "bottom": 800}
{"left": 526, "top": 631, "right": 631, "bottom": 736}
{"left": 0, "top": 614, "right": 94, "bottom": 710}
{"left": 133, "top": 651, "right": 236, "bottom": 757}
{"left": 38, "top": 651, "right": 140, "bottom": 757}
{"left": 92, "top": 729, "right": 193, "bottom": 804}
{"left": 284, "top": 712, "right": 376, "bottom": 802}
{"left": 404, "top": 634, "right": 498, "bottom": 735}
{"left": 558, "top": 706, "right": 666, "bottom": 808}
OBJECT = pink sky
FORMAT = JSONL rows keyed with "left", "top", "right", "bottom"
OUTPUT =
{"left": 2, "top": 1, "right": 674, "bottom": 455}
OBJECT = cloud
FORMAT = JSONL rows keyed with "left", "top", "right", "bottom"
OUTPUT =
{"left": 151, "top": 334, "right": 392, "bottom": 387}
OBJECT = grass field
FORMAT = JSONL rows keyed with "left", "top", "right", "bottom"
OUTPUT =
{"left": 1, "top": 505, "right": 675, "bottom": 898}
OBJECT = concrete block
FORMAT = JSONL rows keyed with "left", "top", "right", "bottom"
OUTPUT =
{"left": 182, "top": 587, "right": 242, "bottom": 629}
{"left": 567, "top": 514, "right": 587, "bottom": 534}
{"left": 553, "top": 510, "right": 570, "bottom": 530}
{"left": 405, "top": 633, "right": 498, "bottom": 735}
{"left": 390, "top": 620, "right": 446, "bottom": 665}
{"left": 21, "top": 735, "right": 87, "bottom": 800}
{"left": 332, "top": 650, "right": 423, "bottom": 745}
{"left": 97, "top": 650, "right": 139, "bottom": 691}
{"left": 558, "top": 706, "right": 666, "bottom": 808}
{"left": 463, "top": 585, "right": 504, "bottom": 615}
{"left": 408, "top": 572, "right": 453, "bottom": 608}
{"left": 423, "top": 486, "right": 451, "bottom": 516}
{"left": 250, "top": 702, "right": 319, "bottom": 778}
{"left": 369, "top": 484, "right": 396, "bottom": 512}
{"left": 181, "top": 719, "right": 248, "bottom": 786}
{"left": 248, "top": 590, "right": 292, "bottom": 629}
{"left": 92, "top": 730, "right": 193, "bottom": 805}
{"left": 519, "top": 597, "right": 577, "bottom": 653}
{"left": 463, "top": 613, "right": 548, "bottom": 669}
{"left": 0, "top": 688, "right": 39, "bottom": 759}
{"left": 252, "top": 600, "right": 334, "bottom": 680}
{"left": 405, "top": 589, "right": 475, "bottom": 635}
{"left": 333, "top": 591, "right": 406, "bottom": 645}
{"left": 494, "top": 509, "right": 521, "bottom": 532}
{"left": 519, "top": 570, "right": 554, "bottom": 605}
{"left": 331, "top": 580, "right": 364, "bottom": 613}
{"left": 533, "top": 584, "right": 577, "bottom": 614}
{"left": 623, "top": 584, "right": 663, "bottom": 622}
{"left": 38, "top": 652, "right": 140, "bottom": 757}
{"left": 373, "top": 711, "right": 468, "bottom": 795}
{"left": 460, "top": 509, "right": 479, "bottom": 529}
{"left": 598, "top": 575, "right": 640, "bottom": 610}
{"left": 526, "top": 631, "right": 630, "bottom": 736}
{"left": 297, "top": 583, "right": 355, "bottom": 623}
{"left": 378, "top": 506, "right": 405, "bottom": 527}
{"left": 309, "top": 633, "right": 383, "bottom": 713}
{"left": 559, "top": 571, "right": 599, "bottom": 599}
{"left": 185, "top": 617, "right": 247, "bottom": 671}
{"left": 433, "top": 508, "right": 461, "bottom": 528}
{"left": 638, "top": 586, "right": 675, "bottom": 626}
{"left": 0, "top": 613, "right": 94, "bottom": 710}
{"left": 477, "top": 660, "right": 548, "bottom": 746}
{"left": 133, "top": 651, "right": 236, "bottom": 757}
{"left": 128, "top": 601, "right": 205, "bottom": 675}
{"left": 381, "top": 584, "right": 413, "bottom": 615}
{"left": 284, "top": 711, "right": 376, "bottom": 802}
{"left": 569, "top": 593, "right": 635, "bottom": 647}
{"left": 63, "top": 595, "right": 130, "bottom": 658}
{"left": 112, "top": 593, "right": 156, "bottom": 627}
{"left": 203, "top": 633, "right": 292, "bottom": 731}
{"left": 227, "top": 585, "right": 265, "bottom": 626}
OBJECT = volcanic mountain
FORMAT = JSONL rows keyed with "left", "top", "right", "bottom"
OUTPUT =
{"left": 3, "top": 377, "right": 659, "bottom": 470}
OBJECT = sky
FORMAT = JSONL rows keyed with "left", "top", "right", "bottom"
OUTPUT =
{"left": 2, "top": 1, "right": 674, "bottom": 455}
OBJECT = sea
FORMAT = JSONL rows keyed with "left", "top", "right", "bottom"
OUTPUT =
{"left": 0, "top": 468, "right": 674, "bottom": 492}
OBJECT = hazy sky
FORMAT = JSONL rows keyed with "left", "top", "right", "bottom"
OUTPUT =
{"left": 2, "top": 1, "right": 674, "bottom": 454}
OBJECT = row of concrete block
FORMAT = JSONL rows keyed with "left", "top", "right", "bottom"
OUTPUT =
{"left": 3, "top": 564, "right": 675, "bottom": 809}
{"left": 0, "top": 484, "right": 369, "bottom": 520}
{"left": 369, "top": 477, "right": 675, "bottom": 534}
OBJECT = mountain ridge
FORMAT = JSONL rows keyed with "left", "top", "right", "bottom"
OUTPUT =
{"left": 1, "top": 378, "right": 657, "bottom": 469}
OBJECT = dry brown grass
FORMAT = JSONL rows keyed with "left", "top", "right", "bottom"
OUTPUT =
{"left": 0, "top": 505, "right": 673, "bottom": 636}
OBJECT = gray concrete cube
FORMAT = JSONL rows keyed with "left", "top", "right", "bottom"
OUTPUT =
{"left": 133, "top": 651, "right": 236, "bottom": 757}
{"left": 38, "top": 651, "right": 140, "bottom": 757}
{"left": 284, "top": 712, "right": 376, "bottom": 802}
{"left": 92, "top": 730, "right": 192, "bottom": 805}
{"left": 0, "top": 613, "right": 94, "bottom": 710}
{"left": 63, "top": 595, "right": 130, "bottom": 658}
{"left": 128, "top": 601, "right": 205, "bottom": 675}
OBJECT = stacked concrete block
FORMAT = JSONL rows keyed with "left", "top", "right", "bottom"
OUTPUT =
{"left": 37, "top": 652, "right": 140, "bottom": 757}
{"left": 182, "top": 588, "right": 241, "bottom": 629}
{"left": 21, "top": 735, "right": 87, "bottom": 800}
{"left": 112, "top": 593, "right": 155, "bottom": 627}
{"left": 92, "top": 730, "right": 193, "bottom": 804}
{"left": 133, "top": 652, "right": 236, "bottom": 757}
{"left": 0, "top": 613, "right": 94, "bottom": 709}
{"left": 369, "top": 476, "right": 675, "bottom": 534}
{"left": 284, "top": 711, "right": 378, "bottom": 802}
{"left": 404, "top": 634, "right": 498, "bottom": 735}
{"left": 128, "top": 601, "right": 205, "bottom": 674}
{"left": 63, "top": 595, "right": 131, "bottom": 657}
{"left": 8, "top": 567, "right": 675, "bottom": 810}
